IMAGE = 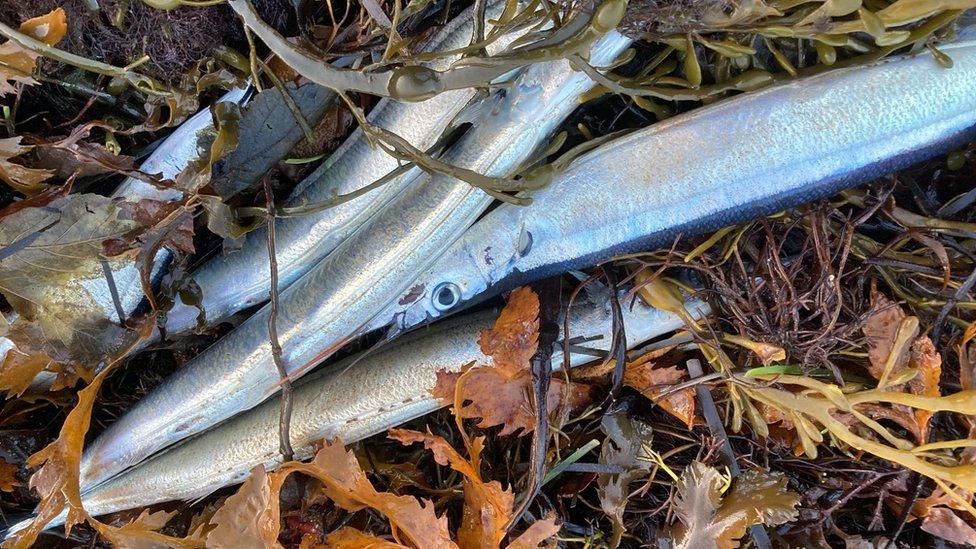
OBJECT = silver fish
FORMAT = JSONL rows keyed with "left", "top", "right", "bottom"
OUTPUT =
{"left": 369, "top": 36, "right": 976, "bottom": 332}
{"left": 161, "top": 4, "right": 521, "bottom": 336}
{"left": 13, "top": 293, "right": 707, "bottom": 533}
{"left": 90, "top": 87, "right": 250, "bottom": 324}
{"left": 4, "top": 88, "right": 249, "bottom": 389}
{"left": 75, "top": 32, "right": 634, "bottom": 492}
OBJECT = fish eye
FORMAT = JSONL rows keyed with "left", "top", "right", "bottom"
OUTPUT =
{"left": 431, "top": 282, "right": 461, "bottom": 312}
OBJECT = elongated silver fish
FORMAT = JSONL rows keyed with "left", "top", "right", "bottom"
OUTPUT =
{"left": 368, "top": 36, "right": 976, "bottom": 332}
{"left": 90, "top": 87, "right": 250, "bottom": 325}
{"left": 5, "top": 87, "right": 249, "bottom": 389}
{"left": 75, "top": 31, "right": 634, "bottom": 492}
{"left": 161, "top": 4, "right": 520, "bottom": 336}
{"left": 10, "top": 294, "right": 706, "bottom": 533}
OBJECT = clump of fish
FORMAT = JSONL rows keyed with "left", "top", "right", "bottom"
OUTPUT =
{"left": 18, "top": 293, "right": 708, "bottom": 530}
{"left": 76, "top": 22, "right": 632, "bottom": 490}
{"left": 6, "top": 9, "right": 976, "bottom": 539}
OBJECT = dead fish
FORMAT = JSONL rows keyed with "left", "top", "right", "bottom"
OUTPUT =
{"left": 161, "top": 2, "right": 524, "bottom": 336}
{"left": 9, "top": 292, "right": 707, "bottom": 533}
{"left": 368, "top": 32, "right": 976, "bottom": 333}
{"left": 74, "top": 29, "right": 633, "bottom": 492}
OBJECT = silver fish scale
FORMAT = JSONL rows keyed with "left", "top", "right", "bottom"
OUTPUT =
{"left": 370, "top": 37, "right": 976, "bottom": 330}
{"left": 161, "top": 3, "right": 519, "bottom": 335}
{"left": 76, "top": 31, "right": 634, "bottom": 492}
{"left": 28, "top": 295, "right": 703, "bottom": 529}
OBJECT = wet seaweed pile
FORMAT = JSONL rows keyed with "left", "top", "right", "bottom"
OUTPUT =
{"left": 0, "top": 0, "right": 975, "bottom": 547}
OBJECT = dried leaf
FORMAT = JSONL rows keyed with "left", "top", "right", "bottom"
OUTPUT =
{"left": 506, "top": 513, "right": 560, "bottom": 549}
{"left": 323, "top": 527, "right": 408, "bottom": 548}
{"left": 93, "top": 509, "right": 190, "bottom": 549}
{"left": 0, "top": 137, "right": 54, "bottom": 195}
{"left": 278, "top": 440, "right": 457, "bottom": 549}
{"left": 862, "top": 292, "right": 919, "bottom": 384}
{"left": 0, "top": 8, "right": 68, "bottom": 95}
{"left": 921, "top": 507, "right": 976, "bottom": 546}
{"left": 33, "top": 125, "right": 139, "bottom": 181}
{"left": 479, "top": 286, "right": 539, "bottom": 376}
{"left": 0, "top": 457, "right": 19, "bottom": 492}
{"left": 0, "top": 194, "right": 145, "bottom": 370}
{"left": 208, "top": 466, "right": 282, "bottom": 549}
{"left": 624, "top": 361, "right": 696, "bottom": 428}
{"left": 6, "top": 322, "right": 151, "bottom": 549}
{"left": 0, "top": 348, "right": 53, "bottom": 396}
{"left": 433, "top": 287, "right": 589, "bottom": 436}
{"left": 391, "top": 429, "right": 560, "bottom": 549}
{"left": 908, "top": 335, "right": 941, "bottom": 441}
{"left": 960, "top": 321, "right": 976, "bottom": 391}
{"left": 597, "top": 411, "right": 654, "bottom": 545}
{"left": 670, "top": 462, "right": 799, "bottom": 549}
{"left": 391, "top": 429, "right": 512, "bottom": 548}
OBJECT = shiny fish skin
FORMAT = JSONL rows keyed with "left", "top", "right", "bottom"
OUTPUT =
{"left": 18, "top": 295, "right": 706, "bottom": 532}
{"left": 161, "top": 5, "right": 516, "bottom": 336}
{"left": 88, "top": 87, "right": 250, "bottom": 325}
{"left": 370, "top": 37, "right": 976, "bottom": 331}
{"left": 75, "top": 32, "right": 634, "bottom": 493}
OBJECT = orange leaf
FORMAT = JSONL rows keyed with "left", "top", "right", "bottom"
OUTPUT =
{"left": 0, "top": 457, "right": 19, "bottom": 492}
{"left": 624, "top": 362, "right": 696, "bottom": 429}
{"left": 278, "top": 440, "right": 457, "bottom": 549}
{"left": 389, "top": 429, "right": 482, "bottom": 481}
{"left": 959, "top": 321, "right": 976, "bottom": 391}
{"left": 5, "top": 321, "right": 152, "bottom": 549}
{"left": 507, "top": 513, "right": 561, "bottom": 549}
{"left": 0, "top": 137, "right": 54, "bottom": 196}
{"left": 18, "top": 9, "right": 67, "bottom": 46}
{"left": 908, "top": 335, "right": 942, "bottom": 441}
{"left": 453, "top": 368, "right": 590, "bottom": 436}
{"left": 0, "top": 348, "right": 53, "bottom": 397}
{"left": 207, "top": 466, "right": 282, "bottom": 549}
{"left": 862, "top": 291, "right": 918, "bottom": 383}
{"left": 391, "top": 429, "right": 562, "bottom": 549}
{"left": 479, "top": 286, "right": 539, "bottom": 376}
{"left": 0, "top": 8, "right": 68, "bottom": 96}
{"left": 437, "top": 286, "right": 591, "bottom": 437}
{"left": 91, "top": 509, "right": 201, "bottom": 549}
{"left": 323, "top": 527, "right": 409, "bottom": 548}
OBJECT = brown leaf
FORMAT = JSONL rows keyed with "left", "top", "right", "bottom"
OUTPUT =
{"left": 33, "top": 125, "right": 138, "bottom": 181}
{"left": 624, "top": 361, "right": 696, "bottom": 429}
{"left": 670, "top": 462, "right": 799, "bottom": 549}
{"left": 479, "top": 286, "right": 539, "bottom": 376}
{"left": 435, "top": 287, "right": 589, "bottom": 436}
{"left": 92, "top": 509, "right": 192, "bottom": 549}
{"left": 207, "top": 465, "right": 282, "bottom": 549}
{"left": 0, "top": 193, "right": 176, "bottom": 380}
{"left": 391, "top": 429, "right": 513, "bottom": 548}
{"left": 0, "top": 136, "right": 54, "bottom": 195}
{"left": 0, "top": 348, "right": 54, "bottom": 396}
{"left": 391, "top": 429, "right": 561, "bottom": 549}
{"left": 323, "top": 527, "right": 408, "bottom": 548}
{"left": 959, "top": 322, "right": 976, "bottom": 391}
{"left": 0, "top": 457, "right": 19, "bottom": 492}
{"left": 506, "top": 513, "right": 560, "bottom": 549}
{"left": 862, "top": 292, "right": 919, "bottom": 383}
{"left": 5, "top": 321, "right": 154, "bottom": 549}
{"left": 908, "top": 335, "right": 941, "bottom": 441}
{"left": 921, "top": 507, "right": 976, "bottom": 546}
{"left": 278, "top": 440, "right": 457, "bottom": 549}
{"left": 452, "top": 368, "right": 589, "bottom": 436}
{"left": 0, "top": 9, "right": 68, "bottom": 95}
